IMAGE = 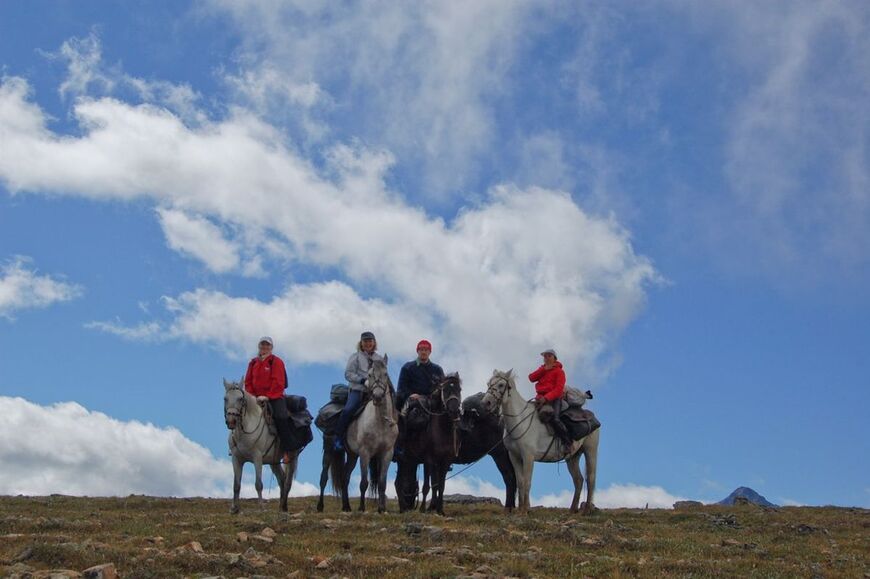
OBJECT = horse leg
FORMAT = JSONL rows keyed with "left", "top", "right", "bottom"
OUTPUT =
{"left": 231, "top": 455, "right": 243, "bottom": 514}
{"left": 420, "top": 463, "right": 430, "bottom": 513}
{"left": 358, "top": 454, "right": 369, "bottom": 512}
{"left": 269, "top": 463, "right": 287, "bottom": 512}
{"left": 508, "top": 450, "right": 528, "bottom": 514}
{"left": 377, "top": 453, "right": 390, "bottom": 514}
{"left": 434, "top": 463, "right": 447, "bottom": 516}
{"left": 341, "top": 452, "right": 357, "bottom": 512}
{"left": 581, "top": 431, "right": 599, "bottom": 515}
{"left": 492, "top": 449, "right": 517, "bottom": 513}
{"left": 318, "top": 444, "right": 330, "bottom": 512}
{"left": 280, "top": 455, "right": 296, "bottom": 512}
{"left": 566, "top": 453, "right": 584, "bottom": 513}
{"left": 254, "top": 458, "right": 265, "bottom": 508}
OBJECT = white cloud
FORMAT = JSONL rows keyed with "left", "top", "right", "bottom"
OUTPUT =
{"left": 84, "top": 319, "right": 164, "bottom": 342}
{"left": 207, "top": 0, "right": 533, "bottom": 196}
{"left": 156, "top": 207, "right": 242, "bottom": 273}
{"left": 0, "top": 396, "right": 318, "bottom": 499}
{"left": 0, "top": 256, "right": 82, "bottom": 319}
{"left": 535, "top": 482, "right": 688, "bottom": 509}
{"left": 671, "top": 0, "right": 870, "bottom": 277}
{"left": 0, "top": 76, "right": 657, "bottom": 388}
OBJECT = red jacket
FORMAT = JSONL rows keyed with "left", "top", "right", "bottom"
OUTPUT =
{"left": 529, "top": 362, "right": 566, "bottom": 402}
{"left": 244, "top": 355, "right": 287, "bottom": 400}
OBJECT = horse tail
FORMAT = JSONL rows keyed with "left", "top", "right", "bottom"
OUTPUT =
{"left": 368, "top": 458, "right": 381, "bottom": 498}
{"left": 325, "top": 435, "right": 344, "bottom": 496}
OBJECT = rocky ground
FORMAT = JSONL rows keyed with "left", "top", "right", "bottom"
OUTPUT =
{"left": 0, "top": 495, "right": 867, "bottom": 578}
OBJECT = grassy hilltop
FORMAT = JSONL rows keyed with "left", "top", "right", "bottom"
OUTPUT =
{"left": 0, "top": 495, "right": 867, "bottom": 578}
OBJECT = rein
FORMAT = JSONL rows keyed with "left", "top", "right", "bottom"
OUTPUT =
{"left": 225, "top": 384, "right": 276, "bottom": 456}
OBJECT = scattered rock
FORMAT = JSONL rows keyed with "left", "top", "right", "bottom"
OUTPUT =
{"left": 794, "top": 524, "right": 829, "bottom": 535}
{"left": 11, "top": 546, "right": 33, "bottom": 562}
{"left": 441, "top": 494, "right": 502, "bottom": 506}
{"left": 287, "top": 571, "right": 303, "bottom": 578}
{"left": 261, "top": 527, "right": 277, "bottom": 538}
{"left": 316, "top": 559, "right": 330, "bottom": 569}
{"left": 145, "top": 536, "right": 164, "bottom": 544}
{"left": 580, "top": 535, "right": 604, "bottom": 547}
{"left": 424, "top": 546, "right": 447, "bottom": 555}
{"left": 251, "top": 534, "right": 274, "bottom": 544}
{"left": 82, "top": 563, "right": 118, "bottom": 579}
{"left": 673, "top": 500, "right": 704, "bottom": 510}
{"left": 389, "top": 556, "right": 411, "bottom": 564}
{"left": 237, "top": 531, "right": 249, "bottom": 542}
{"left": 709, "top": 514, "right": 741, "bottom": 528}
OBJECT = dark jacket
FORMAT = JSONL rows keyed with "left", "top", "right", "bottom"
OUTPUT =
{"left": 397, "top": 359, "right": 445, "bottom": 409}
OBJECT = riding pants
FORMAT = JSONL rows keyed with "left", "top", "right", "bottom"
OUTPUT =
{"left": 551, "top": 399, "right": 571, "bottom": 443}
{"left": 335, "top": 389, "right": 364, "bottom": 442}
{"left": 268, "top": 398, "right": 296, "bottom": 453}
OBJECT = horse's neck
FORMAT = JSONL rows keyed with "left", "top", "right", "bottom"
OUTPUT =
{"left": 242, "top": 391, "right": 263, "bottom": 426}
{"left": 502, "top": 380, "right": 531, "bottom": 426}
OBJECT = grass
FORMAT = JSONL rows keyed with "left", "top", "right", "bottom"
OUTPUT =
{"left": 0, "top": 495, "right": 867, "bottom": 577}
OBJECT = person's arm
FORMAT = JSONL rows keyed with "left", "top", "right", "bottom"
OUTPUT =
{"left": 269, "top": 356, "right": 286, "bottom": 399}
{"left": 243, "top": 359, "right": 255, "bottom": 394}
{"left": 396, "top": 364, "right": 410, "bottom": 409}
{"left": 529, "top": 366, "right": 545, "bottom": 383}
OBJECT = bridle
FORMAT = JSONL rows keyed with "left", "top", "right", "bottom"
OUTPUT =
{"left": 484, "top": 372, "right": 537, "bottom": 441}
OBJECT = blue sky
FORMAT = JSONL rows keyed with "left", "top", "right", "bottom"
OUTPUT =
{"left": 1, "top": 1, "right": 868, "bottom": 508}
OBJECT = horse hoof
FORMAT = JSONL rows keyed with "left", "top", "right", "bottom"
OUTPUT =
{"left": 316, "top": 503, "right": 324, "bottom": 513}
{"left": 230, "top": 505, "right": 240, "bottom": 515}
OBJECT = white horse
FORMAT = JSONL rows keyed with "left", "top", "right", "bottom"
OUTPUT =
{"left": 340, "top": 356, "right": 399, "bottom": 513}
{"left": 481, "top": 369, "right": 599, "bottom": 514}
{"left": 223, "top": 379, "right": 298, "bottom": 513}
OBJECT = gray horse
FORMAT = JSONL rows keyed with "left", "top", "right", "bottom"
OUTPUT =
{"left": 223, "top": 378, "right": 299, "bottom": 513}
{"left": 339, "top": 356, "right": 399, "bottom": 513}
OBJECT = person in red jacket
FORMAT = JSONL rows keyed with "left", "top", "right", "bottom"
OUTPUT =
{"left": 244, "top": 336, "right": 294, "bottom": 463}
{"left": 528, "top": 348, "right": 571, "bottom": 446}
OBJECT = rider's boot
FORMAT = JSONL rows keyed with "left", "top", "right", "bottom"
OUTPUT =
{"left": 552, "top": 419, "right": 573, "bottom": 448}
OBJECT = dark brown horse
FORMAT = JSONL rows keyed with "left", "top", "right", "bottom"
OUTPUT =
{"left": 395, "top": 373, "right": 462, "bottom": 514}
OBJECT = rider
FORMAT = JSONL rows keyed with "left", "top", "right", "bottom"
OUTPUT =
{"left": 394, "top": 340, "right": 445, "bottom": 461}
{"left": 396, "top": 340, "right": 445, "bottom": 412}
{"left": 334, "top": 331, "right": 384, "bottom": 451}
{"left": 529, "top": 348, "right": 572, "bottom": 447}
{"left": 244, "top": 336, "right": 294, "bottom": 464}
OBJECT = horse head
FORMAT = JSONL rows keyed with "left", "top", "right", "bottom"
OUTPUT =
{"left": 481, "top": 368, "right": 513, "bottom": 415}
{"left": 223, "top": 378, "right": 246, "bottom": 430}
{"left": 437, "top": 372, "right": 463, "bottom": 421}
{"left": 367, "top": 357, "right": 391, "bottom": 405}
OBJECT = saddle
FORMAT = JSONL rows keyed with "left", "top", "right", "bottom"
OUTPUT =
{"left": 314, "top": 389, "right": 371, "bottom": 434}
{"left": 536, "top": 387, "right": 601, "bottom": 442}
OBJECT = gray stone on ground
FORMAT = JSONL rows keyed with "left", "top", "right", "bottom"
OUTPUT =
{"left": 442, "top": 494, "right": 502, "bottom": 506}
{"left": 673, "top": 500, "right": 704, "bottom": 510}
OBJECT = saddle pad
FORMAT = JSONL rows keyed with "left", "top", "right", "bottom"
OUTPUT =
{"left": 315, "top": 402, "right": 344, "bottom": 433}
{"left": 330, "top": 384, "right": 349, "bottom": 404}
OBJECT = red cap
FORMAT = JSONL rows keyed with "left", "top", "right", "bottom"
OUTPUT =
{"left": 416, "top": 339, "right": 432, "bottom": 351}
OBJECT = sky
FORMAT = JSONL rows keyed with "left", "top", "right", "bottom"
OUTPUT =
{"left": 0, "top": 0, "right": 868, "bottom": 509}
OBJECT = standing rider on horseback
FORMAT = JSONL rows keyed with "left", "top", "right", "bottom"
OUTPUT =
{"left": 244, "top": 336, "right": 294, "bottom": 464}
{"left": 529, "top": 348, "right": 572, "bottom": 447}
{"left": 334, "top": 331, "right": 384, "bottom": 451}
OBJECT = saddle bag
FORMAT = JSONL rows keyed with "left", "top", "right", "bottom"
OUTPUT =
{"left": 285, "top": 394, "right": 308, "bottom": 413}
{"left": 315, "top": 401, "right": 344, "bottom": 434}
{"left": 286, "top": 409, "right": 314, "bottom": 451}
{"left": 563, "top": 386, "right": 591, "bottom": 407}
{"left": 330, "top": 384, "right": 350, "bottom": 404}
{"left": 562, "top": 408, "right": 601, "bottom": 441}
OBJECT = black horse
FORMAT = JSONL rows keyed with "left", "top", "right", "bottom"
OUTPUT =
{"left": 396, "top": 388, "right": 518, "bottom": 513}
{"left": 395, "top": 373, "right": 462, "bottom": 514}
{"left": 452, "top": 392, "right": 517, "bottom": 512}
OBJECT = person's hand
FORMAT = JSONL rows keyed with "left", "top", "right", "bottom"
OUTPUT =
{"left": 256, "top": 396, "right": 269, "bottom": 404}
{"left": 410, "top": 394, "right": 421, "bottom": 401}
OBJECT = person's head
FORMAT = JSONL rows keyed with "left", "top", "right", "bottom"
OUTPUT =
{"left": 358, "top": 331, "right": 377, "bottom": 353}
{"left": 540, "top": 348, "right": 557, "bottom": 367}
{"left": 416, "top": 339, "right": 432, "bottom": 363}
{"left": 258, "top": 336, "right": 274, "bottom": 358}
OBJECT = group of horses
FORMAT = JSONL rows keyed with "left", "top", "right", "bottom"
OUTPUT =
{"left": 223, "top": 360, "right": 599, "bottom": 516}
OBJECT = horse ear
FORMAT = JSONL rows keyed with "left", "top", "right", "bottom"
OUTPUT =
{"left": 383, "top": 353, "right": 388, "bottom": 365}
{"left": 507, "top": 368, "right": 514, "bottom": 378}
{"left": 223, "top": 378, "right": 232, "bottom": 390}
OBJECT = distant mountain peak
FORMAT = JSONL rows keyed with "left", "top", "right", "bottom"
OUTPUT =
{"left": 717, "top": 487, "right": 777, "bottom": 507}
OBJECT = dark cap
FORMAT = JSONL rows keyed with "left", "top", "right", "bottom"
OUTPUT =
{"left": 360, "top": 331, "right": 376, "bottom": 341}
